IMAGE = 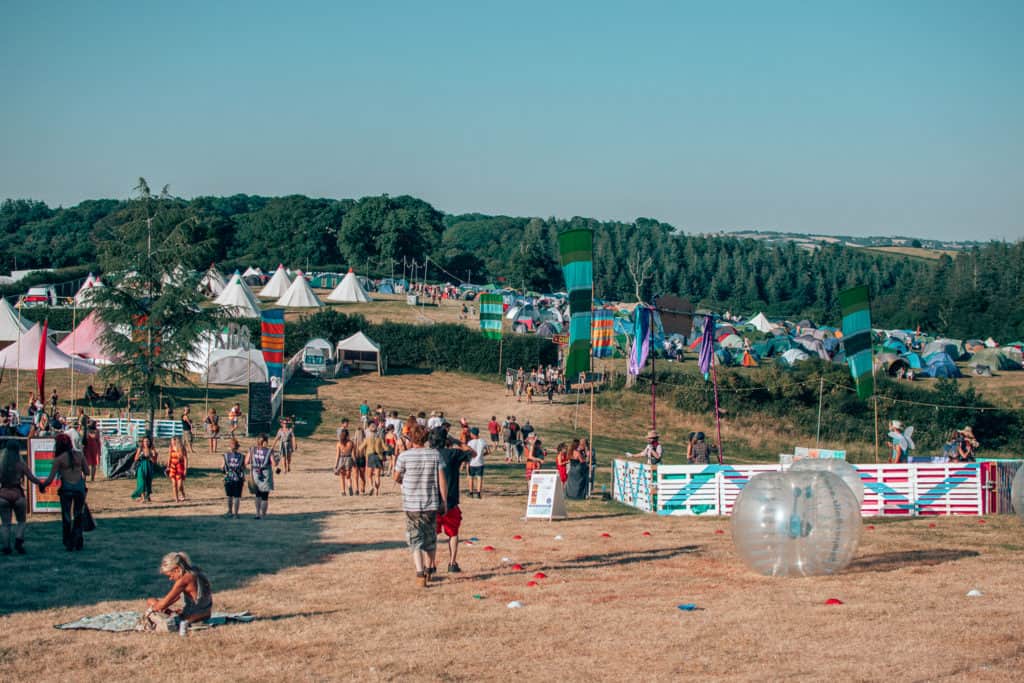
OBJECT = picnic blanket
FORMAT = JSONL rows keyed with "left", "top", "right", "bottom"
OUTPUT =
{"left": 55, "top": 611, "right": 254, "bottom": 632}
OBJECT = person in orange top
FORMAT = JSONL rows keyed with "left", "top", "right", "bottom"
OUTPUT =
{"left": 167, "top": 435, "right": 189, "bottom": 502}
{"left": 524, "top": 435, "right": 546, "bottom": 481}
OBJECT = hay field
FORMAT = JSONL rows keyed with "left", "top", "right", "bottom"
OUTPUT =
{"left": 2, "top": 372, "right": 1023, "bottom": 682}
{"left": 861, "top": 246, "right": 959, "bottom": 260}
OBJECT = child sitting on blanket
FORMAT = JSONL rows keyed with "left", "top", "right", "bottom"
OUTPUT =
{"left": 143, "top": 552, "right": 213, "bottom": 630}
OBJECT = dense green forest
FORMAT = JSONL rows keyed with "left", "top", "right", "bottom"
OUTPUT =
{"left": 2, "top": 193, "right": 1022, "bottom": 339}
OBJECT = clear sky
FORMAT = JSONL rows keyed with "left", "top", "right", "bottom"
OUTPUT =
{"left": 2, "top": 1, "right": 1021, "bottom": 241}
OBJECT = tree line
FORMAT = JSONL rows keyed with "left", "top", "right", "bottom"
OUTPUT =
{"left": 2, "top": 192, "right": 1021, "bottom": 339}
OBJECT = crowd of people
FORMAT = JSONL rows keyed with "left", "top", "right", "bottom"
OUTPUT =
{"left": 505, "top": 366, "right": 568, "bottom": 403}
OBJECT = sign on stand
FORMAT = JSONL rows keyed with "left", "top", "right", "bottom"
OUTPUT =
{"left": 525, "top": 470, "right": 567, "bottom": 520}
{"left": 29, "top": 438, "right": 60, "bottom": 513}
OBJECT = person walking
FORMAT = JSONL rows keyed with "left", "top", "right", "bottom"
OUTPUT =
{"left": 524, "top": 435, "right": 546, "bottom": 482}
{"left": 333, "top": 429, "right": 356, "bottom": 496}
{"left": 363, "top": 423, "right": 386, "bottom": 495}
{"left": 204, "top": 408, "right": 220, "bottom": 454}
{"left": 181, "top": 406, "right": 194, "bottom": 450}
{"left": 433, "top": 427, "right": 470, "bottom": 573}
{"left": 130, "top": 436, "right": 159, "bottom": 503}
{"left": 0, "top": 442, "right": 46, "bottom": 555}
{"left": 272, "top": 418, "right": 296, "bottom": 474}
{"left": 83, "top": 422, "right": 102, "bottom": 482}
{"left": 39, "top": 434, "right": 89, "bottom": 551}
{"left": 228, "top": 402, "right": 242, "bottom": 438}
{"left": 467, "top": 427, "right": 487, "bottom": 499}
{"left": 393, "top": 424, "right": 447, "bottom": 588}
{"left": 167, "top": 435, "right": 189, "bottom": 502}
{"left": 555, "top": 442, "right": 570, "bottom": 484}
{"left": 222, "top": 438, "right": 246, "bottom": 518}
{"left": 246, "top": 434, "right": 279, "bottom": 519}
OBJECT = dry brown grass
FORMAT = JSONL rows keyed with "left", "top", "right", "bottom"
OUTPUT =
{"left": 861, "top": 246, "right": 959, "bottom": 260}
{"left": 2, "top": 371, "right": 1023, "bottom": 681}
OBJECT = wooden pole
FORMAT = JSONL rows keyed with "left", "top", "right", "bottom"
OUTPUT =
{"left": 70, "top": 300, "right": 77, "bottom": 415}
{"left": 873, "top": 395, "right": 880, "bottom": 463}
{"left": 498, "top": 337, "right": 503, "bottom": 377}
{"left": 815, "top": 376, "right": 824, "bottom": 446}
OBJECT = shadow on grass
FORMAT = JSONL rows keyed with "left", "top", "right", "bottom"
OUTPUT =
{"left": 555, "top": 545, "right": 702, "bottom": 570}
{"left": 1, "top": 511, "right": 403, "bottom": 616}
{"left": 845, "top": 548, "right": 981, "bottom": 574}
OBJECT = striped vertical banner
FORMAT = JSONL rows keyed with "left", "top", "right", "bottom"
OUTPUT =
{"left": 591, "top": 308, "right": 614, "bottom": 358}
{"left": 839, "top": 285, "right": 874, "bottom": 400}
{"left": 260, "top": 308, "right": 285, "bottom": 380}
{"left": 479, "top": 293, "right": 503, "bottom": 340}
{"left": 558, "top": 229, "right": 593, "bottom": 380}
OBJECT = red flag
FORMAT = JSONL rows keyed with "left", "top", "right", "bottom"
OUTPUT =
{"left": 37, "top": 319, "right": 47, "bottom": 398}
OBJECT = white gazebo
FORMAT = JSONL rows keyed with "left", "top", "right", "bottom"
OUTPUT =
{"left": 335, "top": 331, "right": 382, "bottom": 375}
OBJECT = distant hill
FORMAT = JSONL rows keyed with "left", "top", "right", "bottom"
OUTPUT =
{"left": 721, "top": 229, "right": 979, "bottom": 252}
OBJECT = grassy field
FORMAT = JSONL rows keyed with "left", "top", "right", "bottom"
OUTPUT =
{"left": 2, "top": 370, "right": 1023, "bottom": 681}
{"left": 860, "top": 246, "right": 960, "bottom": 260}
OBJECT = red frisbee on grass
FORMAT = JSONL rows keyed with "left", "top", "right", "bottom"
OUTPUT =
{"left": 511, "top": 564, "right": 523, "bottom": 571}
{"left": 533, "top": 572, "right": 547, "bottom": 579}
{"left": 600, "top": 533, "right": 611, "bottom": 538}
{"left": 483, "top": 545, "right": 495, "bottom": 551}
{"left": 512, "top": 535, "right": 523, "bottom": 540}
{"left": 714, "top": 529, "right": 724, "bottom": 535}
{"left": 642, "top": 531, "right": 652, "bottom": 537}
{"left": 824, "top": 598, "right": 844, "bottom": 606}
{"left": 526, "top": 581, "right": 539, "bottom": 587}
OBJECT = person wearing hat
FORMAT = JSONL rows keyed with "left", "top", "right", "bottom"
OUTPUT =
{"left": 640, "top": 431, "right": 663, "bottom": 465}
{"left": 956, "top": 427, "right": 978, "bottom": 462}
{"left": 888, "top": 420, "right": 908, "bottom": 463}
{"left": 687, "top": 432, "right": 710, "bottom": 464}
{"left": 427, "top": 411, "right": 443, "bottom": 431}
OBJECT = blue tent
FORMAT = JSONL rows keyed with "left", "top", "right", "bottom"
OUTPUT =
{"left": 901, "top": 352, "right": 923, "bottom": 370}
{"left": 920, "top": 352, "right": 961, "bottom": 378}
{"left": 882, "top": 338, "right": 909, "bottom": 355}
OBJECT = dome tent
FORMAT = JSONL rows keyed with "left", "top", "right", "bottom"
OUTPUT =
{"left": 260, "top": 264, "right": 293, "bottom": 299}
{"left": 202, "top": 348, "right": 269, "bottom": 386}
{"left": 326, "top": 269, "right": 372, "bottom": 304}
{"left": 276, "top": 270, "right": 323, "bottom": 308}
{"left": 215, "top": 272, "right": 262, "bottom": 318}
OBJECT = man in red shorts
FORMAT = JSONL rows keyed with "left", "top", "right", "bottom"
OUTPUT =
{"left": 431, "top": 426, "right": 471, "bottom": 573}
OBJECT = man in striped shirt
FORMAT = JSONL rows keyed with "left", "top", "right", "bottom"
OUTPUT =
{"left": 394, "top": 423, "right": 448, "bottom": 588}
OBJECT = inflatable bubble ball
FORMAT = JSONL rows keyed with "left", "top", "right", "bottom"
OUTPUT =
{"left": 731, "top": 471, "right": 862, "bottom": 577}
{"left": 1012, "top": 466, "right": 1024, "bottom": 522}
{"left": 790, "top": 458, "right": 865, "bottom": 506}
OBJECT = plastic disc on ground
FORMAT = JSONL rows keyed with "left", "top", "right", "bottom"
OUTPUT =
{"left": 824, "top": 598, "right": 844, "bottom": 605}
{"left": 600, "top": 533, "right": 611, "bottom": 538}
{"left": 513, "top": 535, "right": 523, "bottom": 540}
{"left": 507, "top": 601, "right": 522, "bottom": 609}
{"left": 511, "top": 564, "right": 523, "bottom": 571}
{"left": 526, "top": 581, "right": 538, "bottom": 587}
{"left": 483, "top": 546, "right": 495, "bottom": 551}
{"left": 677, "top": 604, "right": 697, "bottom": 611}
{"left": 533, "top": 572, "right": 547, "bottom": 579}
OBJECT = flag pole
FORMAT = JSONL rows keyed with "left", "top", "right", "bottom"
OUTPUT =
{"left": 711, "top": 348, "right": 724, "bottom": 464}
{"left": 71, "top": 297, "right": 77, "bottom": 416}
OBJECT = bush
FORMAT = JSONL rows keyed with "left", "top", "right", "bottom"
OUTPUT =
{"left": 17, "top": 306, "right": 80, "bottom": 332}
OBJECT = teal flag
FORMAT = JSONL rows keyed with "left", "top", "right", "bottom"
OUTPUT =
{"left": 558, "top": 229, "right": 593, "bottom": 381}
{"left": 479, "top": 293, "right": 503, "bottom": 340}
{"left": 839, "top": 285, "right": 874, "bottom": 400}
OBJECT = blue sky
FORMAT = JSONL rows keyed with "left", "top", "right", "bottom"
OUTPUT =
{"left": 2, "top": 1, "right": 1021, "bottom": 241}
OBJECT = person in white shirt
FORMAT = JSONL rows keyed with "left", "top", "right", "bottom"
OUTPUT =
{"left": 627, "top": 430, "right": 663, "bottom": 465}
{"left": 426, "top": 411, "right": 444, "bottom": 431}
{"left": 466, "top": 428, "right": 488, "bottom": 499}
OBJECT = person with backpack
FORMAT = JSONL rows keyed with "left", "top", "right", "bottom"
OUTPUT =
{"left": 222, "top": 438, "right": 246, "bottom": 518}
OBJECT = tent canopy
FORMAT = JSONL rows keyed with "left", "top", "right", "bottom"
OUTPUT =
{"left": 202, "top": 348, "right": 268, "bottom": 386}
{"left": 0, "top": 323, "right": 99, "bottom": 373}
{"left": 747, "top": 312, "right": 774, "bottom": 333}
{"left": 276, "top": 270, "right": 323, "bottom": 308}
{"left": 57, "top": 311, "right": 118, "bottom": 363}
{"left": 327, "top": 269, "right": 372, "bottom": 303}
{"left": 335, "top": 331, "right": 382, "bottom": 375}
{"left": 215, "top": 273, "right": 262, "bottom": 318}
{"left": 260, "top": 264, "right": 293, "bottom": 299}
{"left": 0, "top": 298, "right": 30, "bottom": 343}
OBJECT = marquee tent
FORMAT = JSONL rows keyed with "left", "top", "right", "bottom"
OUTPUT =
{"left": 326, "top": 269, "right": 372, "bottom": 303}
{"left": 260, "top": 265, "right": 293, "bottom": 299}
{"left": 276, "top": 271, "right": 323, "bottom": 308}
{"left": 202, "top": 348, "right": 269, "bottom": 385}
{"left": 0, "top": 322, "right": 99, "bottom": 373}
{"left": 335, "top": 331, "right": 382, "bottom": 375}
{"left": 57, "top": 311, "right": 117, "bottom": 364}
{"left": 215, "top": 273, "right": 262, "bottom": 318}
{"left": 0, "top": 298, "right": 30, "bottom": 346}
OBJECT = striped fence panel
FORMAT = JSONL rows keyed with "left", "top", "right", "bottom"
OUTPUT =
{"left": 93, "top": 418, "right": 182, "bottom": 439}
{"left": 617, "top": 459, "right": 990, "bottom": 517}
{"left": 611, "top": 460, "right": 656, "bottom": 512}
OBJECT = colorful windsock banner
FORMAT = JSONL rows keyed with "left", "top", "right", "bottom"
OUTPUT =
{"left": 591, "top": 308, "right": 614, "bottom": 358}
{"left": 260, "top": 308, "right": 285, "bottom": 380}
{"left": 628, "top": 306, "right": 652, "bottom": 375}
{"left": 557, "top": 229, "right": 593, "bottom": 380}
{"left": 479, "top": 293, "right": 503, "bottom": 340}
{"left": 838, "top": 285, "right": 874, "bottom": 400}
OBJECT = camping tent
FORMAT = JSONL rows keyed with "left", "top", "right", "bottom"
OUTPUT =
{"left": 747, "top": 312, "right": 774, "bottom": 333}
{"left": 969, "top": 348, "right": 1021, "bottom": 371}
{"left": 202, "top": 348, "right": 268, "bottom": 385}
{"left": 276, "top": 271, "right": 323, "bottom": 308}
{"left": 74, "top": 277, "right": 106, "bottom": 306}
{"left": 874, "top": 353, "right": 909, "bottom": 377}
{"left": 718, "top": 333, "right": 745, "bottom": 349}
{"left": 921, "top": 352, "right": 961, "bottom": 378}
{"left": 0, "top": 297, "right": 30, "bottom": 346}
{"left": 922, "top": 339, "right": 962, "bottom": 360}
{"left": 199, "top": 266, "right": 227, "bottom": 297}
{"left": 260, "top": 265, "right": 293, "bottom": 299}
{"left": 335, "top": 331, "right": 382, "bottom": 375}
{"left": 73, "top": 273, "right": 95, "bottom": 303}
{"left": 326, "top": 269, "right": 372, "bottom": 303}
{"left": 741, "top": 350, "right": 759, "bottom": 367}
{"left": 780, "top": 348, "right": 811, "bottom": 366}
{"left": 57, "top": 311, "right": 117, "bottom": 364}
{"left": 215, "top": 273, "right": 262, "bottom": 318}
{"left": 0, "top": 323, "right": 100, "bottom": 374}
{"left": 242, "top": 266, "right": 263, "bottom": 279}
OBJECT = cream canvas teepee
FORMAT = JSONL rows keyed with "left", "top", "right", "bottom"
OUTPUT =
{"left": 0, "top": 298, "right": 30, "bottom": 344}
{"left": 327, "top": 269, "right": 372, "bottom": 303}
{"left": 215, "top": 272, "right": 262, "bottom": 318}
{"left": 200, "top": 265, "right": 227, "bottom": 297}
{"left": 0, "top": 322, "right": 99, "bottom": 373}
{"left": 260, "top": 264, "right": 293, "bottom": 299}
{"left": 276, "top": 270, "right": 323, "bottom": 308}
